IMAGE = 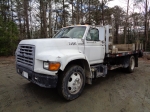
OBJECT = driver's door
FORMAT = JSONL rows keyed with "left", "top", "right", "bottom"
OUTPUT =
{"left": 84, "top": 27, "right": 105, "bottom": 64}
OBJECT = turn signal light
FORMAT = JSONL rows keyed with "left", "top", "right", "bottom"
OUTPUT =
{"left": 49, "top": 62, "right": 61, "bottom": 71}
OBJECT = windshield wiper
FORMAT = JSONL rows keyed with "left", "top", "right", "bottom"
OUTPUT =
{"left": 61, "top": 36, "right": 71, "bottom": 38}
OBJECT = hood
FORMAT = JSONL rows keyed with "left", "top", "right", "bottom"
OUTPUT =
{"left": 19, "top": 38, "right": 78, "bottom": 47}
{"left": 19, "top": 38, "right": 81, "bottom": 61}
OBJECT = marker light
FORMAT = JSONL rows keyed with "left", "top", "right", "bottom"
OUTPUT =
{"left": 49, "top": 62, "right": 61, "bottom": 71}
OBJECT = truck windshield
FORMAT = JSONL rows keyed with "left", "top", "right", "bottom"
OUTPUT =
{"left": 53, "top": 26, "right": 86, "bottom": 38}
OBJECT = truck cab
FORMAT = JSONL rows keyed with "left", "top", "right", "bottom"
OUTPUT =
{"left": 53, "top": 25, "right": 105, "bottom": 64}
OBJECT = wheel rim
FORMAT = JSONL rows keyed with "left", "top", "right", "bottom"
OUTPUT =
{"left": 131, "top": 57, "right": 135, "bottom": 70}
{"left": 67, "top": 72, "right": 83, "bottom": 94}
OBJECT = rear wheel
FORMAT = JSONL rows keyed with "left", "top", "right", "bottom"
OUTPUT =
{"left": 126, "top": 56, "right": 135, "bottom": 73}
{"left": 57, "top": 65, "right": 85, "bottom": 100}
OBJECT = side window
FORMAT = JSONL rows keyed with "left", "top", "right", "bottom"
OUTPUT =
{"left": 86, "top": 28, "right": 99, "bottom": 41}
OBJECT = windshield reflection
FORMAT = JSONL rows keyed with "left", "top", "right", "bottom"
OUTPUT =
{"left": 53, "top": 26, "right": 86, "bottom": 39}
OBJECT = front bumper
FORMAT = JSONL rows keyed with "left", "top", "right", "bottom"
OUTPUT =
{"left": 16, "top": 65, "right": 58, "bottom": 88}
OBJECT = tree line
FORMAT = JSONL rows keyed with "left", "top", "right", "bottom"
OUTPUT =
{"left": 0, "top": 0, "right": 150, "bottom": 56}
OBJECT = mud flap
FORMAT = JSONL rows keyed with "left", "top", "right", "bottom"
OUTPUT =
{"left": 135, "top": 54, "right": 138, "bottom": 67}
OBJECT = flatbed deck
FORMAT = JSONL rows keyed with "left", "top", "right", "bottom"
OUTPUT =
{"left": 106, "top": 50, "right": 139, "bottom": 58}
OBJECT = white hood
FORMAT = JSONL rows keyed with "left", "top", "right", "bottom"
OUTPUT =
{"left": 19, "top": 38, "right": 82, "bottom": 61}
{"left": 19, "top": 38, "right": 78, "bottom": 47}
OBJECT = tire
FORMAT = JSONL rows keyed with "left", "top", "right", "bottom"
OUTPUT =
{"left": 126, "top": 56, "right": 135, "bottom": 73}
{"left": 57, "top": 65, "right": 85, "bottom": 101}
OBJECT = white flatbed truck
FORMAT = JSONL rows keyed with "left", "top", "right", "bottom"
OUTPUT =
{"left": 16, "top": 25, "right": 140, "bottom": 100}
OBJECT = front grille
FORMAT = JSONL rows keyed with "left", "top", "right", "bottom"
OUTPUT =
{"left": 16, "top": 44, "right": 35, "bottom": 70}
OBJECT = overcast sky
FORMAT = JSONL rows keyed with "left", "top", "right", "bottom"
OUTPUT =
{"left": 107, "top": 0, "right": 126, "bottom": 8}
{"left": 107, "top": 0, "right": 141, "bottom": 13}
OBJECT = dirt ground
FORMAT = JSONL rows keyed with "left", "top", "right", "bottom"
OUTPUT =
{"left": 0, "top": 56, "right": 150, "bottom": 112}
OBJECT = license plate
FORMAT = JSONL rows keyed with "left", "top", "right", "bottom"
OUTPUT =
{"left": 22, "top": 71, "right": 28, "bottom": 79}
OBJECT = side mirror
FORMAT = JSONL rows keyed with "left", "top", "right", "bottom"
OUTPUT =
{"left": 99, "top": 27, "right": 105, "bottom": 41}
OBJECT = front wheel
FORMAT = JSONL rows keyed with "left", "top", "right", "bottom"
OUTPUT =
{"left": 57, "top": 65, "right": 85, "bottom": 100}
{"left": 126, "top": 56, "right": 135, "bottom": 73}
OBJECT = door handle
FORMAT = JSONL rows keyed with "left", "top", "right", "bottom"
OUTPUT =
{"left": 87, "top": 41, "right": 94, "bottom": 43}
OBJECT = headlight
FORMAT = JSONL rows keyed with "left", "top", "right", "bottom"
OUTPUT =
{"left": 43, "top": 61, "right": 61, "bottom": 71}
{"left": 43, "top": 62, "right": 49, "bottom": 69}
